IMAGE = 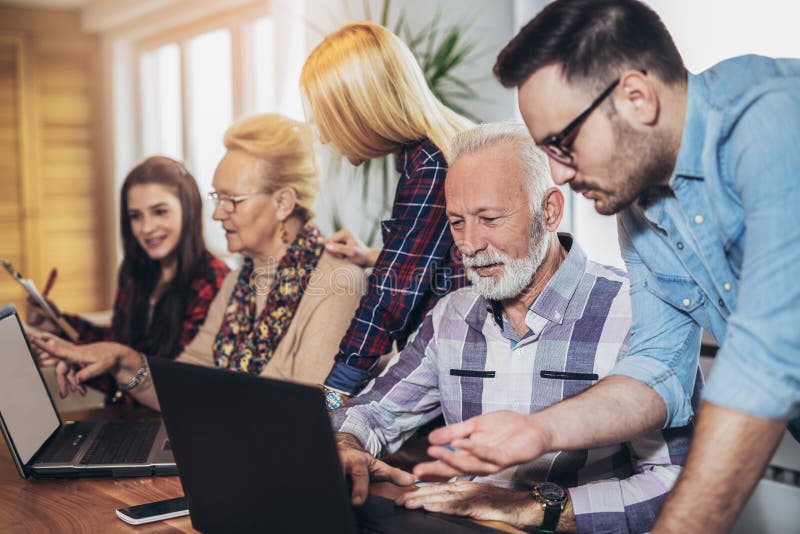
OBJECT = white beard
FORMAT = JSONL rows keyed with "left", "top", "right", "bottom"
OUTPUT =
{"left": 463, "top": 220, "right": 550, "bottom": 301}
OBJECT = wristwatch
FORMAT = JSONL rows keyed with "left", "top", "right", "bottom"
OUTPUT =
{"left": 532, "top": 482, "right": 567, "bottom": 534}
{"left": 321, "top": 385, "right": 351, "bottom": 412}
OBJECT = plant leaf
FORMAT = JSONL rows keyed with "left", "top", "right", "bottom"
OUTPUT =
{"left": 379, "top": 0, "right": 391, "bottom": 27}
{"left": 363, "top": 0, "right": 372, "bottom": 22}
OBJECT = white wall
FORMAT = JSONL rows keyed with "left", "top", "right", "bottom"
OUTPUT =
{"left": 97, "top": 0, "right": 800, "bottom": 267}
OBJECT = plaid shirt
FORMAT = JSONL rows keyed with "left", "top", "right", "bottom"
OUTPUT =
{"left": 325, "top": 139, "right": 467, "bottom": 393}
{"left": 65, "top": 252, "right": 229, "bottom": 402}
{"left": 333, "top": 236, "right": 700, "bottom": 533}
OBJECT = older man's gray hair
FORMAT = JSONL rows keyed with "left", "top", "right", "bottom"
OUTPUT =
{"left": 450, "top": 122, "right": 553, "bottom": 214}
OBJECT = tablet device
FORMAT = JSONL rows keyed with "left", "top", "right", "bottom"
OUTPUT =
{"left": 1, "top": 259, "right": 79, "bottom": 341}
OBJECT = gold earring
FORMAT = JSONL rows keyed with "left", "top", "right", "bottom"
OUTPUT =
{"left": 279, "top": 221, "right": 289, "bottom": 245}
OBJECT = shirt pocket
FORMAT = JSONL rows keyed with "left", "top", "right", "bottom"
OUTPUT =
{"left": 540, "top": 370, "right": 599, "bottom": 381}
{"left": 538, "top": 370, "right": 599, "bottom": 401}
{"left": 450, "top": 369, "right": 496, "bottom": 378}
{"left": 644, "top": 273, "right": 705, "bottom": 313}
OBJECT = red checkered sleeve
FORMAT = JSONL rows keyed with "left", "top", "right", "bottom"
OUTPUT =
{"left": 62, "top": 273, "right": 130, "bottom": 343}
{"left": 179, "top": 254, "right": 230, "bottom": 347}
{"left": 62, "top": 313, "right": 112, "bottom": 343}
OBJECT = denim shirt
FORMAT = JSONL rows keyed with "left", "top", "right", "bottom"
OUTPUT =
{"left": 611, "top": 55, "right": 800, "bottom": 427}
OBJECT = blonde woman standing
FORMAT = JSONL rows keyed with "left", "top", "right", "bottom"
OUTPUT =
{"left": 300, "top": 21, "right": 474, "bottom": 407}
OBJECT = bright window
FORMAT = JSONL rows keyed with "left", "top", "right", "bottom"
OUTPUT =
{"left": 251, "top": 17, "right": 276, "bottom": 113}
{"left": 186, "top": 29, "right": 233, "bottom": 255}
{"left": 134, "top": 6, "right": 296, "bottom": 259}
{"left": 139, "top": 44, "right": 182, "bottom": 162}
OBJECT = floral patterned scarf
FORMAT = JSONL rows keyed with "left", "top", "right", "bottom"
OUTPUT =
{"left": 212, "top": 224, "right": 324, "bottom": 374}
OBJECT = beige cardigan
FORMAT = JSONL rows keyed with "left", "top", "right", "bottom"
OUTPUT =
{"left": 177, "top": 252, "right": 366, "bottom": 385}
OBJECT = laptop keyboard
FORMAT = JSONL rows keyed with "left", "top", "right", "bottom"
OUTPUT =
{"left": 39, "top": 421, "right": 96, "bottom": 463}
{"left": 80, "top": 420, "right": 160, "bottom": 465}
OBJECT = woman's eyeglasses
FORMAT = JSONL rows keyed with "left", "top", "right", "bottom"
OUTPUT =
{"left": 208, "top": 191, "right": 269, "bottom": 213}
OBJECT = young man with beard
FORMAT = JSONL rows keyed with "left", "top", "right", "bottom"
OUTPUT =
{"left": 331, "top": 123, "right": 698, "bottom": 533}
{"left": 414, "top": 1, "right": 800, "bottom": 532}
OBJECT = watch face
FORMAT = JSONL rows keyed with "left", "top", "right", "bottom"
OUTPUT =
{"left": 325, "top": 391, "right": 343, "bottom": 411}
{"left": 537, "top": 482, "right": 566, "bottom": 502}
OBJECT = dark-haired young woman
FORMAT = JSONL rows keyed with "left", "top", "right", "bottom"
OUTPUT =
{"left": 26, "top": 156, "right": 229, "bottom": 402}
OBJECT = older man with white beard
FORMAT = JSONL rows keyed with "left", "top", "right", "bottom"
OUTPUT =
{"left": 330, "top": 123, "right": 699, "bottom": 533}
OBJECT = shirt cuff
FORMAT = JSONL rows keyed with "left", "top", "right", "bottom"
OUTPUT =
{"left": 704, "top": 346, "right": 800, "bottom": 420}
{"left": 331, "top": 409, "right": 384, "bottom": 458}
{"left": 325, "top": 361, "right": 373, "bottom": 395}
{"left": 607, "top": 355, "right": 694, "bottom": 428}
{"left": 568, "top": 482, "right": 625, "bottom": 534}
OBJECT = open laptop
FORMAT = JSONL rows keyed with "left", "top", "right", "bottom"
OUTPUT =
{"left": 149, "top": 357, "right": 504, "bottom": 533}
{"left": 0, "top": 304, "right": 176, "bottom": 478}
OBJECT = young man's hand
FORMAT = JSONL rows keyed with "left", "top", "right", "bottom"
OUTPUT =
{"left": 414, "top": 411, "right": 551, "bottom": 480}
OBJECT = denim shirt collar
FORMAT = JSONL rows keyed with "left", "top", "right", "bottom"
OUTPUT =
{"left": 670, "top": 71, "right": 708, "bottom": 184}
{"left": 637, "top": 72, "right": 709, "bottom": 226}
{"left": 470, "top": 234, "right": 587, "bottom": 331}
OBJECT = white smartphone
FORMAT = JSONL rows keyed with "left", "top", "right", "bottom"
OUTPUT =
{"left": 116, "top": 496, "right": 189, "bottom": 525}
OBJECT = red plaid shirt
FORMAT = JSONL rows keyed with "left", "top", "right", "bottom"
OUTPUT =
{"left": 65, "top": 251, "right": 229, "bottom": 402}
{"left": 325, "top": 139, "right": 467, "bottom": 393}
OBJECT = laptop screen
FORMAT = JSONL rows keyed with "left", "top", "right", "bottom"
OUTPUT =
{"left": 0, "top": 310, "right": 60, "bottom": 465}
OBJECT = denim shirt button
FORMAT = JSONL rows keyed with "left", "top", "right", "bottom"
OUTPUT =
{"left": 682, "top": 298, "right": 691, "bottom": 307}
{"left": 718, "top": 298, "right": 726, "bottom": 308}
{"left": 676, "top": 241, "right": 684, "bottom": 250}
{"left": 694, "top": 214, "right": 704, "bottom": 224}
{"left": 723, "top": 282, "right": 732, "bottom": 291}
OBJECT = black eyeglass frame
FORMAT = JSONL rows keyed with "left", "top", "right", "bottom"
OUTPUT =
{"left": 536, "top": 70, "right": 646, "bottom": 164}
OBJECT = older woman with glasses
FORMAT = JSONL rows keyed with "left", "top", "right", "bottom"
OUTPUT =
{"left": 32, "top": 114, "right": 366, "bottom": 410}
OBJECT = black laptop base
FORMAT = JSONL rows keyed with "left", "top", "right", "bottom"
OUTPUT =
{"left": 150, "top": 359, "right": 507, "bottom": 534}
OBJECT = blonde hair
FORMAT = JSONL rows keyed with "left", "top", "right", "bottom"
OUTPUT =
{"left": 300, "top": 21, "right": 474, "bottom": 163}
{"left": 223, "top": 113, "right": 319, "bottom": 222}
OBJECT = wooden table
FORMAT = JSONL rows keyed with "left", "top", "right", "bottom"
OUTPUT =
{"left": 0, "top": 407, "right": 521, "bottom": 533}
{"left": 0, "top": 407, "right": 191, "bottom": 533}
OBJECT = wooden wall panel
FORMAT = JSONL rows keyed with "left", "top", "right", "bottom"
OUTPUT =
{"left": 0, "top": 9, "right": 108, "bottom": 317}
{"left": 0, "top": 38, "right": 24, "bottom": 309}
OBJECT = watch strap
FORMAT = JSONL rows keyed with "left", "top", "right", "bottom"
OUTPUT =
{"left": 539, "top": 503, "right": 561, "bottom": 533}
{"left": 532, "top": 482, "right": 566, "bottom": 534}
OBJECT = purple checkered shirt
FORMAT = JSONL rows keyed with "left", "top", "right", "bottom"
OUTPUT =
{"left": 332, "top": 236, "right": 700, "bottom": 533}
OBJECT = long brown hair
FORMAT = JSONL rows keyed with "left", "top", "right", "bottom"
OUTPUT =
{"left": 115, "top": 156, "right": 207, "bottom": 359}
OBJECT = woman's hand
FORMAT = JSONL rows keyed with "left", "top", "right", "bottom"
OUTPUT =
{"left": 325, "top": 228, "right": 379, "bottom": 268}
{"left": 25, "top": 296, "right": 61, "bottom": 334}
{"left": 54, "top": 360, "right": 87, "bottom": 398}
{"left": 30, "top": 334, "right": 136, "bottom": 398}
